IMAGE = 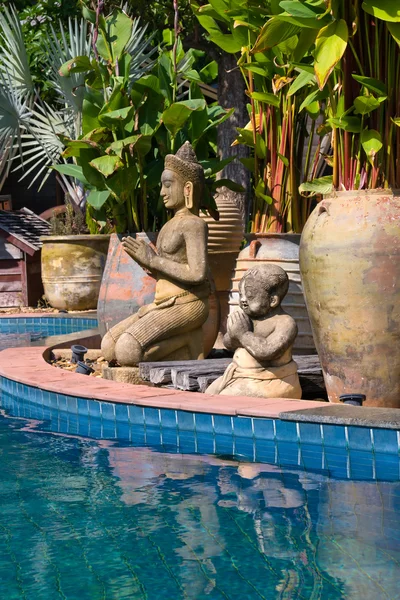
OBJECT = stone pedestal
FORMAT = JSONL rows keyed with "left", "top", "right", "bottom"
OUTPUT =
{"left": 102, "top": 365, "right": 148, "bottom": 386}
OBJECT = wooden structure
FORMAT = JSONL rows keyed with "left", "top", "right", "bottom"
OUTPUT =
{"left": 139, "top": 355, "right": 326, "bottom": 399}
{"left": 0, "top": 195, "right": 12, "bottom": 211}
{"left": 0, "top": 208, "right": 50, "bottom": 307}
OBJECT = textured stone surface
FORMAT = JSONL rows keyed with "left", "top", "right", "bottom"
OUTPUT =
{"left": 102, "top": 366, "right": 147, "bottom": 386}
{"left": 280, "top": 404, "right": 400, "bottom": 429}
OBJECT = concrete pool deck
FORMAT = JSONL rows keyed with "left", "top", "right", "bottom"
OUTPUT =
{"left": 1, "top": 345, "right": 400, "bottom": 429}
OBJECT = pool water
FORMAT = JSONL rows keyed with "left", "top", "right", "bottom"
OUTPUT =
{"left": 0, "top": 412, "right": 399, "bottom": 600}
{"left": 0, "top": 317, "right": 98, "bottom": 349}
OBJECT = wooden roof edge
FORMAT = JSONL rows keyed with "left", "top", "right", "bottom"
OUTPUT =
{"left": 0, "top": 226, "right": 38, "bottom": 256}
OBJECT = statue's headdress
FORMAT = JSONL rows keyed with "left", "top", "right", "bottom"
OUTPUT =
{"left": 164, "top": 141, "right": 204, "bottom": 186}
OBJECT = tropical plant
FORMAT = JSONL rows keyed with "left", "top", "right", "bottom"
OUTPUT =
{"left": 193, "top": 0, "right": 324, "bottom": 234}
{"left": 281, "top": 0, "right": 400, "bottom": 196}
{"left": 55, "top": 2, "right": 237, "bottom": 233}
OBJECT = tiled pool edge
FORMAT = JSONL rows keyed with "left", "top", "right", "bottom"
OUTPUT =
{"left": 0, "top": 346, "right": 400, "bottom": 458}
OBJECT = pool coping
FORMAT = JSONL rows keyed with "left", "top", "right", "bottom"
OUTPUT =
{"left": 0, "top": 345, "right": 400, "bottom": 429}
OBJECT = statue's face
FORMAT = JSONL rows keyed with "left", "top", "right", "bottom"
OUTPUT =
{"left": 161, "top": 169, "right": 185, "bottom": 210}
{"left": 239, "top": 276, "right": 278, "bottom": 318}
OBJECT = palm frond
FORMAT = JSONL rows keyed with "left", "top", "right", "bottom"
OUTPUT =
{"left": 0, "top": 4, "right": 33, "bottom": 98}
{"left": 126, "top": 19, "right": 158, "bottom": 86}
{"left": 46, "top": 18, "right": 91, "bottom": 122}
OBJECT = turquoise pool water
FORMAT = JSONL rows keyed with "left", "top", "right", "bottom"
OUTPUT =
{"left": 0, "top": 317, "right": 98, "bottom": 349}
{"left": 0, "top": 408, "right": 399, "bottom": 600}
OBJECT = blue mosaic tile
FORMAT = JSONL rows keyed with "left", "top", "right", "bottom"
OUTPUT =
{"left": 372, "top": 428, "right": 399, "bottom": 454}
{"left": 88, "top": 400, "right": 101, "bottom": 419}
{"left": 101, "top": 402, "right": 115, "bottom": 421}
{"left": 77, "top": 398, "right": 89, "bottom": 417}
{"left": 255, "top": 439, "right": 276, "bottom": 462}
{"left": 322, "top": 424, "right": 347, "bottom": 448}
{"left": 102, "top": 419, "right": 117, "bottom": 439}
{"left": 196, "top": 432, "right": 215, "bottom": 454}
{"left": 233, "top": 417, "right": 253, "bottom": 438}
{"left": 275, "top": 420, "right": 298, "bottom": 443}
{"left": 89, "top": 418, "right": 102, "bottom": 438}
{"left": 67, "top": 415, "right": 79, "bottom": 435}
{"left": 253, "top": 418, "right": 274, "bottom": 441}
{"left": 49, "top": 393, "right": 58, "bottom": 411}
{"left": 161, "top": 428, "right": 179, "bottom": 446}
{"left": 128, "top": 405, "right": 144, "bottom": 425}
{"left": 214, "top": 433, "right": 234, "bottom": 455}
{"left": 277, "top": 441, "right": 301, "bottom": 466}
{"left": 347, "top": 426, "right": 373, "bottom": 451}
{"left": 115, "top": 403, "right": 128, "bottom": 424}
{"left": 178, "top": 430, "right": 196, "bottom": 453}
{"left": 145, "top": 426, "right": 162, "bottom": 446}
{"left": 194, "top": 412, "right": 213, "bottom": 433}
{"left": 177, "top": 410, "right": 195, "bottom": 432}
{"left": 299, "top": 422, "right": 322, "bottom": 445}
{"left": 57, "top": 394, "right": 67, "bottom": 413}
{"left": 234, "top": 436, "right": 255, "bottom": 459}
{"left": 213, "top": 415, "right": 232, "bottom": 436}
{"left": 129, "top": 424, "right": 146, "bottom": 444}
{"left": 42, "top": 404, "right": 51, "bottom": 421}
{"left": 300, "top": 443, "right": 324, "bottom": 471}
{"left": 144, "top": 407, "right": 160, "bottom": 427}
{"left": 67, "top": 396, "right": 78, "bottom": 414}
{"left": 78, "top": 416, "right": 90, "bottom": 437}
{"left": 116, "top": 421, "right": 130, "bottom": 440}
{"left": 160, "top": 408, "right": 177, "bottom": 430}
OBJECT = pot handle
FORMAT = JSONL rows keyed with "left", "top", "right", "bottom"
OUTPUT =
{"left": 249, "top": 239, "right": 261, "bottom": 258}
{"left": 318, "top": 201, "right": 331, "bottom": 216}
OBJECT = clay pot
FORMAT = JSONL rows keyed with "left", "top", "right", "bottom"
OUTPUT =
{"left": 41, "top": 235, "right": 110, "bottom": 311}
{"left": 201, "top": 196, "right": 244, "bottom": 343}
{"left": 230, "top": 233, "right": 315, "bottom": 354}
{"left": 299, "top": 189, "right": 400, "bottom": 407}
{"left": 97, "top": 233, "right": 219, "bottom": 356}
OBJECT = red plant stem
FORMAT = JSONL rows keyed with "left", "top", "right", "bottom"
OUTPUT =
{"left": 92, "top": 0, "right": 104, "bottom": 62}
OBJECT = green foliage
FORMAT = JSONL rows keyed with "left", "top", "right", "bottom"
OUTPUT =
{"left": 54, "top": 5, "right": 233, "bottom": 233}
{"left": 49, "top": 197, "right": 88, "bottom": 235}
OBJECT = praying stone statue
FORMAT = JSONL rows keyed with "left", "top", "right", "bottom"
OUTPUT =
{"left": 101, "top": 142, "right": 210, "bottom": 366}
{"left": 206, "top": 264, "right": 302, "bottom": 398}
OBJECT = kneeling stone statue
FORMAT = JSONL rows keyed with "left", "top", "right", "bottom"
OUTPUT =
{"left": 206, "top": 264, "right": 302, "bottom": 399}
{"left": 101, "top": 142, "right": 210, "bottom": 366}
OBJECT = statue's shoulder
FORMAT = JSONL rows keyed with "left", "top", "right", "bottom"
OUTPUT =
{"left": 180, "top": 214, "right": 207, "bottom": 230}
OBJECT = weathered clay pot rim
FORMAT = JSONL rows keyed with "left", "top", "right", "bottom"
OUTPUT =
{"left": 324, "top": 187, "right": 400, "bottom": 199}
{"left": 40, "top": 234, "right": 111, "bottom": 242}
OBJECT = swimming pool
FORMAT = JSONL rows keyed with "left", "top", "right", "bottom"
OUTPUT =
{"left": 0, "top": 386, "right": 399, "bottom": 599}
{"left": 0, "top": 316, "right": 98, "bottom": 349}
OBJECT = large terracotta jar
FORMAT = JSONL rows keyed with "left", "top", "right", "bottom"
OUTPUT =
{"left": 41, "top": 235, "right": 110, "bottom": 311}
{"left": 299, "top": 189, "right": 400, "bottom": 407}
{"left": 97, "top": 233, "right": 220, "bottom": 356}
{"left": 201, "top": 195, "right": 244, "bottom": 340}
{"left": 230, "top": 233, "right": 315, "bottom": 354}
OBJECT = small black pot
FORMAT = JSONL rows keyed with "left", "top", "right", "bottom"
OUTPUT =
{"left": 339, "top": 394, "right": 366, "bottom": 406}
{"left": 75, "top": 361, "right": 94, "bottom": 375}
{"left": 71, "top": 344, "right": 88, "bottom": 364}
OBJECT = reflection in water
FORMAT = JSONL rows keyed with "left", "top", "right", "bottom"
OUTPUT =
{"left": 0, "top": 414, "right": 399, "bottom": 599}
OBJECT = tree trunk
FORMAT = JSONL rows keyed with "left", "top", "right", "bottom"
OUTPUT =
{"left": 217, "top": 53, "right": 250, "bottom": 217}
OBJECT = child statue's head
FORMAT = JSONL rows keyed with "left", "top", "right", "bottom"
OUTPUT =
{"left": 162, "top": 142, "right": 205, "bottom": 214}
{"left": 239, "top": 264, "right": 289, "bottom": 318}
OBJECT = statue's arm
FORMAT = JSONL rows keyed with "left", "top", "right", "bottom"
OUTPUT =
{"left": 151, "top": 220, "right": 208, "bottom": 285}
{"left": 240, "top": 321, "right": 297, "bottom": 361}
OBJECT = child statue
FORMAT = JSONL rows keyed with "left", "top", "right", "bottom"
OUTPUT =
{"left": 101, "top": 142, "right": 210, "bottom": 366}
{"left": 206, "top": 264, "right": 302, "bottom": 398}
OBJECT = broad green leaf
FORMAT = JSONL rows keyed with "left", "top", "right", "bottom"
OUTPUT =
{"left": 362, "top": 0, "right": 400, "bottom": 22}
{"left": 59, "top": 56, "right": 92, "bottom": 77}
{"left": 279, "top": 1, "right": 324, "bottom": 18}
{"left": 52, "top": 164, "right": 90, "bottom": 186}
{"left": 354, "top": 95, "right": 381, "bottom": 115}
{"left": 239, "top": 157, "right": 255, "bottom": 172}
{"left": 212, "top": 179, "right": 245, "bottom": 192}
{"left": 287, "top": 70, "right": 315, "bottom": 96}
{"left": 314, "top": 19, "right": 348, "bottom": 90}
{"left": 306, "top": 100, "right": 320, "bottom": 119}
{"left": 352, "top": 75, "right": 387, "bottom": 97}
{"left": 256, "top": 134, "right": 266, "bottom": 159}
{"left": 90, "top": 155, "right": 124, "bottom": 178}
{"left": 200, "top": 157, "right": 234, "bottom": 175}
{"left": 242, "top": 63, "right": 271, "bottom": 77}
{"left": 97, "top": 9, "right": 133, "bottom": 63}
{"left": 98, "top": 106, "right": 134, "bottom": 127}
{"left": 299, "top": 88, "right": 328, "bottom": 111}
{"left": 162, "top": 99, "right": 206, "bottom": 137}
{"left": 275, "top": 11, "right": 330, "bottom": 29}
{"left": 82, "top": 89, "right": 104, "bottom": 135}
{"left": 299, "top": 175, "right": 333, "bottom": 196}
{"left": 251, "top": 18, "right": 301, "bottom": 53}
{"left": 392, "top": 117, "right": 400, "bottom": 126}
{"left": 250, "top": 92, "right": 280, "bottom": 107}
{"left": 387, "top": 21, "right": 400, "bottom": 46}
{"left": 107, "top": 135, "right": 152, "bottom": 158}
{"left": 235, "top": 128, "right": 256, "bottom": 147}
{"left": 87, "top": 190, "right": 111, "bottom": 209}
{"left": 62, "top": 139, "right": 100, "bottom": 159}
{"left": 84, "top": 128, "right": 112, "bottom": 145}
{"left": 328, "top": 116, "right": 361, "bottom": 132}
{"left": 360, "top": 129, "right": 383, "bottom": 164}
{"left": 106, "top": 166, "right": 139, "bottom": 203}
{"left": 277, "top": 152, "right": 289, "bottom": 167}
{"left": 200, "top": 61, "right": 218, "bottom": 82}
